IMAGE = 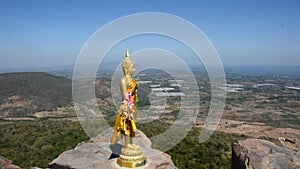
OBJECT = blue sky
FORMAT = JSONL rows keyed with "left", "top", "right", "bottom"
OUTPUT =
{"left": 0, "top": 0, "right": 300, "bottom": 70}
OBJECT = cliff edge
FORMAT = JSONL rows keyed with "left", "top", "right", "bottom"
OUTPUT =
{"left": 49, "top": 128, "right": 177, "bottom": 169}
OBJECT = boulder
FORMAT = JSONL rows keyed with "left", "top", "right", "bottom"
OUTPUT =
{"left": 232, "top": 138, "right": 300, "bottom": 169}
{"left": 49, "top": 128, "right": 177, "bottom": 169}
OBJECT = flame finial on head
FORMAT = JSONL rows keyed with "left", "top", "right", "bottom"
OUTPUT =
{"left": 126, "top": 49, "right": 130, "bottom": 58}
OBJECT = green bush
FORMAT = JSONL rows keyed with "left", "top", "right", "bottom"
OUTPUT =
{"left": 0, "top": 120, "right": 88, "bottom": 168}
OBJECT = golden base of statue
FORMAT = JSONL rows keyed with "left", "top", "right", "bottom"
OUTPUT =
{"left": 117, "top": 145, "right": 147, "bottom": 168}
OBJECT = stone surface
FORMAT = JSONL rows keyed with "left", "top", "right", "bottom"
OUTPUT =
{"left": 0, "top": 156, "right": 21, "bottom": 169}
{"left": 232, "top": 138, "right": 300, "bottom": 169}
{"left": 49, "top": 128, "right": 177, "bottom": 169}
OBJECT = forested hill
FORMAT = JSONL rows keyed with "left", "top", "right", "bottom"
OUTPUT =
{"left": 0, "top": 72, "right": 72, "bottom": 117}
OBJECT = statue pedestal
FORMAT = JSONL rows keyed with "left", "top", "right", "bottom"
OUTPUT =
{"left": 117, "top": 146, "right": 147, "bottom": 168}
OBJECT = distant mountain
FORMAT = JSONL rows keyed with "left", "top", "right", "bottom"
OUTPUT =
{"left": 0, "top": 65, "right": 75, "bottom": 74}
{"left": 0, "top": 72, "right": 72, "bottom": 117}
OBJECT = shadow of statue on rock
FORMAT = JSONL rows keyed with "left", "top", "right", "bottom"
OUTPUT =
{"left": 109, "top": 143, "right": 123, "bottom": 159}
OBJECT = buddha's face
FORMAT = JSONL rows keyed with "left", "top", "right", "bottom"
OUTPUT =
{"left": 126, "top": 64, "right": 135, "bottom": 76}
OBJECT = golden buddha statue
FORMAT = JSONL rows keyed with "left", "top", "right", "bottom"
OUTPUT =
{"left": 110, "top": 50, "right": 146, "bottom": 168}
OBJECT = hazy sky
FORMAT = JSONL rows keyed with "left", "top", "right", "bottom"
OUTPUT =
{"left": 0, "top": 0, "right": 300, "bottom": 70}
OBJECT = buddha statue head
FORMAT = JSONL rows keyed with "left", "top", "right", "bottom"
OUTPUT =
{"left": 122, "top": 49, "right": 135, "bottom": 76}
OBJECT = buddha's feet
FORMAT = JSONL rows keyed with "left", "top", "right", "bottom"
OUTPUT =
{"left": 126, "top": 143, "right": 140, "bottom": 150}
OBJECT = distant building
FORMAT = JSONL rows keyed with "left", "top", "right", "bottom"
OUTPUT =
{"left": 285, "top": 86, "right": 300, "bottom": 91}
{"left": 139, "top": 81, "right": 152, "bottom": 84}
{"left": 151, "top": 87, "right": 175, "bottom": 92}
{"left": 253, "top": 83, "right": 275, "bottom": 87}
{"left": 155, "top": 92, "right": 186, "bottom": 97}
{"left": 149, "top": 84, "right": 161, "bottom": 88}
{"left": 168, "top": 80, "right": 184, "bottom": 84}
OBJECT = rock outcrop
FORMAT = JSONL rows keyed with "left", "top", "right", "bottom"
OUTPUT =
{"left": 0, "top": 156, "right": 21, "bottom": 169}
{"left": 49, "top": 128, "right": 177, "bottom": 169}
{"left": 232, "top": 138, "right": 300, "bottom": 169}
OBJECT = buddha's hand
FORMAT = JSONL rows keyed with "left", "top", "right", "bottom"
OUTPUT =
{"left": 123, "top": 99, "right": 127, "bottom": 104}
{"left": 128, "top": 113, "right": 134, "bottom": 120}
{"left": 120, "top": 103, "right": 129, "bottom": 118}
